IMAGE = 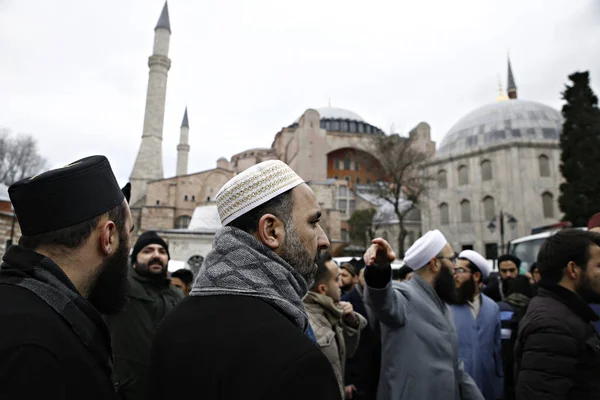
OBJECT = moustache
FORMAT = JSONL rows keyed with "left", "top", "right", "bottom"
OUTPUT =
{"left": 148, "top": 257, "right": 165, "bottom": 268}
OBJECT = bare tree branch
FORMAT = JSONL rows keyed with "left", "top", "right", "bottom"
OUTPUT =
{"left": 0, "top": 128, "right": 47, "bottom": 186}
{"left": 357, "top": 134, "right": 433, "bottom": 256}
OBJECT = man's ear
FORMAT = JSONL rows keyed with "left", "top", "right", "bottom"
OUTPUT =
{"left": 473, "top": 271, "right": 482, "bottom": 285}
{"left": 316, "top": 283, "right": 328, "bottom": 295}
{"left": 256, "top": 213, "right": 285, "bottom": 250}
{"left": 99, "top": 219, "right": 117, "bottom": 256}
{"left": 566, "top": 261, "right": 580, "bottom": 281}
{"left": 429, "top": 258, "right": 440, "bottom": 273}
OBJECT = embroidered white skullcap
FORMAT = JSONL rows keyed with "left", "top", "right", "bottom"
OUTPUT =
{"left": 459, "top": 250, "right": 491, "bottom": 279}
{"left": 216, "top": 160, "right": 305, "bottom": 226}
{"left": 403, "top": 229, "right": 447, "bottom": 270}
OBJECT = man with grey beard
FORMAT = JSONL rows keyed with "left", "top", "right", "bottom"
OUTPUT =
{"left": 149, "top": 160, "right": 341, "bottom": 400}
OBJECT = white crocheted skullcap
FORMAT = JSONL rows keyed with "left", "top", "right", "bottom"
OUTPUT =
{"left": 216, "top": 160, "right": 305, "bottom": 226}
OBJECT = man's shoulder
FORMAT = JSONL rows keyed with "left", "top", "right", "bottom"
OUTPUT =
{"left": 481, "top": 293, "right": 500, "bottom": 312}
{"left": 0, "top": 285, "right": 71, "bottom": 352}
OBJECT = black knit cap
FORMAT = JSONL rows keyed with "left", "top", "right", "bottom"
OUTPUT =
{"left": 131, "top": 231, "right": 170, "bottom": 264}
{"left": 9, "top": 155, "right": 124, "bottom": 236}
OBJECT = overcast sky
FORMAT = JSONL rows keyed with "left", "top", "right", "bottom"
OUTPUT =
{"left": 1, "top": 0, "right": 599, "bottom": 186}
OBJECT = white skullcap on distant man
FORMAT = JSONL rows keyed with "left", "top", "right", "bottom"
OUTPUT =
{"left": 458, "top": 250, "right": 491, "bottom": 279}
{"left": 403, "top": 230, "right": 447, "bottom": 270}
{"left": 216, "top": 160, "right": 305, "bottom": 226}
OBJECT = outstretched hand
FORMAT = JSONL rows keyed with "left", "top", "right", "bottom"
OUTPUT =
{"left": 363, "top": 238, "right": 396, "bottom": 267}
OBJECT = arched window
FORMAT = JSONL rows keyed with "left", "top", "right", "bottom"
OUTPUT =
{"left": 460, "top": 199, "right": 471, "bottom": 223}
{"left": 458, "top": 165, "right": 469, "bottom": 186}
{"left": 440, "top": 203, "right": 449, "bottom": 225}
{"left": 438, "top": 170, "right": 448, "bottom": 189}
{"left": 539, "top": 155, "right": 550, "bottom": 177}
{"left": 184, "top": 195, "right": 188, "bottom": 201}
{"left": 175, "top": 215, "right": 192, "bottom": 229}
{"left": 344, "top": 155, "right": 351, "bottom": 170}
{"left": 542, "top": 192, "right": 554, "bottom": 218}
{"left": 355, "top": 177, "right": 360, "bottom": 185}
{"left": 481, "top": 160, "right": 493, "bottom": 181}
{"left": 483, "top": 196, "right": 495, "bottom": 220}
{"left": 191, "top": 195, "right": 196, "bottom": 201}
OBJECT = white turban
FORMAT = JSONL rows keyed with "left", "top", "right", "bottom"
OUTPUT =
{"left": 458, "top": 250, "right": 491, "bottom": 279}
{"left": 216, "top": 160, "right": 304, "bottom": 226}
{"left": 403, "top": 230, "right": 447, "bottom": 270}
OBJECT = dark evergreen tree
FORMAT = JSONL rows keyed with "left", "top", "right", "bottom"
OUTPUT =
{"left": 558, "top": 71, "right": 600, "bottom": 226}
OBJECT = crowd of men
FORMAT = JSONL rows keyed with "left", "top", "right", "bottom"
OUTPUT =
{"left": 0, "top": 156, "right": 598, "bottom": 400}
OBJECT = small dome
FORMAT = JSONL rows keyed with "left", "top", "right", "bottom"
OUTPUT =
{"left": 217, "top": 157, "right": 227, "bottom": 162}
{"left": 438, "top": 99, "right": 562, "bottom": 155}
{"left": 294, "top": 107, "right": 364, "bottom": 123}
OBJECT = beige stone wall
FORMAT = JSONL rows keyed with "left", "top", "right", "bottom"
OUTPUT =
{"left": 142, "top": 168, "right": 234, "bottom": 230}
{"left": 422, "top": 142, "right": 562, "bottom": 255}
{"left": 141, "top": 206, "right": 175, "bottom": 230}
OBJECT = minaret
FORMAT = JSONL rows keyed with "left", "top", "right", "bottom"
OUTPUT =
{"left": 507, "top": 57, "right": 517, "bottom": 99}
{"left": 129, "top": 2, "right": 172, "bottom": 205}
{"left": 176, "top": 108, "right": 190, "bottom": 176}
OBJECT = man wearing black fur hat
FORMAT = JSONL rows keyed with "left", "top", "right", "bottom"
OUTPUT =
{"left": 106, "top": 231, "right": 183, "bottom": 400}
{"left": 0, "top": 156, "right": 133, "bottom": 399}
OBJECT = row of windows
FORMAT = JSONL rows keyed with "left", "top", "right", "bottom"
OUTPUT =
{"left": 155, "top": 195, "right": 211, "bottom": 206}
{"left": 333, "top": 157, "right": 360, "bottom": 171}
{"left": 438, "top": 192, "right": 554, "bottom": 224}
{"left": 320, "top": 120, "right": 383, "bottom": 135}
{"left": 438, "top": 155, "right": 551, "bottom": 188}
{"left": 333, "top": 176, "right": 371, "bottom": 185}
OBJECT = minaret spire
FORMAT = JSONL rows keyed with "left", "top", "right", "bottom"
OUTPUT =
{"left": 507, "top": 56, "right": 517, "bottom": 99}
{"left": 129, "top": 1, "right": 172, "bottom": 205}
{"left": 176, "top": 107, "right": 190, "bottom": 176}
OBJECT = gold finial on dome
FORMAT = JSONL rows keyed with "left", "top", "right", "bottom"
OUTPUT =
{"left": 496, "top": 74, "right": 508, "bottom": 102}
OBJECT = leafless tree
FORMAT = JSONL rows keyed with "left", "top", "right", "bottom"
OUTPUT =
{"left": 358, "top": 134, "right": 433, "bottom": 257}
{"left": 0, "top": 128, "right": 47, "bottom": 186}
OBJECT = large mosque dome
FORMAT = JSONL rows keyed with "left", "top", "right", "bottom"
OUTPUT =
{"left": 438, "top": 99, "right": 562, "bottom": 155}
{"left": 290, "top": 106, "right": 384, "bottom": 135}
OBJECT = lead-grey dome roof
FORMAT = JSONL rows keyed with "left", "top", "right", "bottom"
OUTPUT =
{"left": 438, "top": 99, "right": 562, "bottom": 155}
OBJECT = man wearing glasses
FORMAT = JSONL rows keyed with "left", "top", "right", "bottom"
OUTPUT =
{"left": 362, "top": 230, "right": 483, "bottom": 400}
{"left": 451, "top": 250, "right": 503, "bottom": 400}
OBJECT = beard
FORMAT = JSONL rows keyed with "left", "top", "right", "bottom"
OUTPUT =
{"left": 87, "top": 232, "right": 130, "bottom": 315}
{"left": 452, "top": 275, "right": 476, "bottom": 305}
{"left": 134, "top": 257, "right": 168, "bottom": 280}
{"left": 435, "top": 265, "right": 456, "bottom": 304}
{"left": 575, "top": 272, "right": 600, "bottom": 303}
{"left": 341, "top": 283, "right": 353, "bottom": 294}
{"left": 280, "top": 221, "right": 320, "bottom": 288}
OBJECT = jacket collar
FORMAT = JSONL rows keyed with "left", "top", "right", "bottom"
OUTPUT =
{"left": 538, "top": 282, "right": 600, "bottom": 323}
{"left": 411, "top": 273, "right": 447, "bottom": 313}
{"left": 304, "top": 291, "right": 343, "bottom": 325}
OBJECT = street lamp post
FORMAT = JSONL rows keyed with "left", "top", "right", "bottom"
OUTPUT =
{"left": 487, "top": 209, "right": 518, "bottom": 255}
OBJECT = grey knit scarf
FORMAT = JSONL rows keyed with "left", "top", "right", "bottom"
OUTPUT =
{"left": 190, "top": 227, "right": 309, "bottom": 331}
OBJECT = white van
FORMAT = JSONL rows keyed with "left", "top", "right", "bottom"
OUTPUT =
{"left": 507, "top": 223, "right": 585, "bottom": 274}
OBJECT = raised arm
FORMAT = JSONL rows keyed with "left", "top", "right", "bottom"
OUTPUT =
{"left": 362, "top": 238, "right": 408, "bottom": 328}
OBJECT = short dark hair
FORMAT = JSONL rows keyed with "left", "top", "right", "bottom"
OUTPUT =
{"left": 171, "top": 269, "right": 194, "bottom": 285}
{"left": 311, "top": 252, "right": 334, "bottom": 290}
{"left": 227, "top": 190, "right": 293, "bottom": 233}
{"left": 19, "top": 201, "right": 128, "bottom": 251}
{"left": 498, "top": 254, "right": 521, "bottom": 268}
{"left": 393, "top": 265, "right": 413, "bottom": 281}
{"left": 340, "top": 263, "right": 357, "bottom": 277}
{"left": 537, "top": 229, "right": 600, "bottom": 284}
{"left": 505, "top": 275, "right": 534, "bottom": 298}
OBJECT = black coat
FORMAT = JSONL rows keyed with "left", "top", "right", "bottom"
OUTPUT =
{"left": 341, "top": 286, "right": 381, "bottom": 400}
{"left": 149, "top": 294, "right": 341, "bottom": 400}
{"left": 515, "top": 284, "right": 600, "bottom": 400}
{"left": 0, "top": 247, "right": 118, "bottom": 400}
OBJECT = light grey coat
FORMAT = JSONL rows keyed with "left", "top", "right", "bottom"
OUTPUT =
{"left": 365, "top": 271, "right": 484, "bottom": 400}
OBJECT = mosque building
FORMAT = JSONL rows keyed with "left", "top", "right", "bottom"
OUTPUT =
{"left": 128, "top": 3, "right": 563, "bottom": 270}
{"left": 420, "top": 60, "right": 563, "bottom": 261}
{"left": 127, "top": 2, "right": 432, "bottom": 270}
